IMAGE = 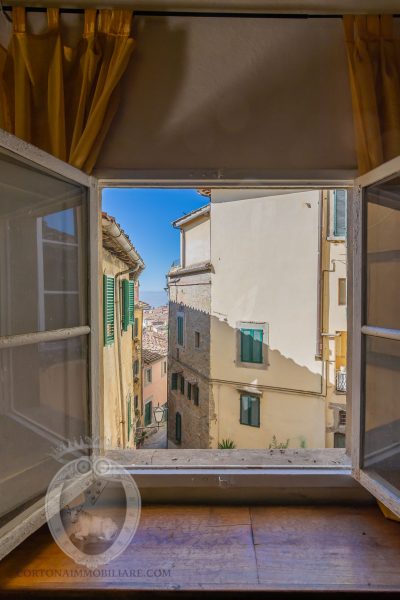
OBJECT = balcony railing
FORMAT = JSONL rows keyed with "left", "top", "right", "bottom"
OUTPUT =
{"left": 336, "top": 369, "right": 347, "bottom": 393}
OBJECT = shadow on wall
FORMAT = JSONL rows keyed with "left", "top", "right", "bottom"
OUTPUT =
{"left": 167, "top": 301, "right": 325, "bottom": 450}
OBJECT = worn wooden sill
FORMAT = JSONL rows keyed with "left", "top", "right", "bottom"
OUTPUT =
{"left": 1, "top": 504, "right": 400, "bottom": 596}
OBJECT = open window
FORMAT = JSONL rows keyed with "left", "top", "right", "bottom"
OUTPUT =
{"left": 1, "top": 125, "right": 400, "bottom": 553}
{"left": 351, "top": 156, "right": 400, "bottom": 518}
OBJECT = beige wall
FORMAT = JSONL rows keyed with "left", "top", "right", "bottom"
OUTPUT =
{"left": 209, "top": 189, "right": 326, "bottom": 449}
{"left": 143, "top": 355, "right": 168, "bottom": 417}
{"left": 133, "top": 304, "right": 144, "bottom": 425}
{"left": 102, "top": 251, "right": 135, "bottom": 449}
{"left": 183, "top": 216, "right": 210, "bottom": 267}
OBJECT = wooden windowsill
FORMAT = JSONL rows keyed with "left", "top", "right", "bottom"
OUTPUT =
{"left": 1, "top": 504, "right": 400, "bottom": 595}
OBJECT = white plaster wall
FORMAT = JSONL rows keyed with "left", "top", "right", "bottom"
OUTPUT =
{"left": 183, "top": 217, "right": 210, "bottom": 267}
{"left": 210, "top": 189, "right": 322, "bottom": 392}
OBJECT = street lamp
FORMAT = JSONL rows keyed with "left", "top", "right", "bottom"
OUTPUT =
{"left": 153, "top": 405, "right": 165, "bottom": 426}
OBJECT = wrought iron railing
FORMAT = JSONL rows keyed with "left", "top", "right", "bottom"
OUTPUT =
{"left": 336, "top": 369, "right": 347, "bottom": 393}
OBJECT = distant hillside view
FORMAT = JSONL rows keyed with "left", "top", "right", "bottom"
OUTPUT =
{"left": 140, "top": 290, "right": 168, "bottom": 308}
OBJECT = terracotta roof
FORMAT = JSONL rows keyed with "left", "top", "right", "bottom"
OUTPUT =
{"left": 143, "top": 348, "right": 165, "bottom": 364}
{"left": 102, "top": 212, "right": 145, "bottom": 270}
{"left": 143, "top": 329, "right": 168, "bottom": 356}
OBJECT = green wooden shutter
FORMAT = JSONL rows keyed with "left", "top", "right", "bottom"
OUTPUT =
{"left": 334, "top": 190, "right": 347, "bottom": 237}
{"left": 240, "top": 395, "right": 260, "bottom": 427}
{"left": 193, "top": 385, "right": 199, "bottom": 406}
{"left": 103, "top": 275, "right": 115, "bottom": 346}
{"left": 145, "top": 401, "right": 152, "bottom": 426}
{"left": 241, "top": 329, "right": 263, "bottom": 363}
{"left": 240, "top": 329, "right": 252, "bottom": 362}
{"left": 177, "top": 315, "right": 184, "bottom": 345}
{"left": 171, "top": 372, "right": 178, "bottom": 390}
{"left": 180, "top": 374, "right": 185, "bottom": 394}
{"left": 176, "top": 412, "right": 182, "bottom": 443}
{"left": 122, "top": 279, "right": 135, "bottom": 331}
{"left": 252, "top": 329, "right": 263, "bottom": 363}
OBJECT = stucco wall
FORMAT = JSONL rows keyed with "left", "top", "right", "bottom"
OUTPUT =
{"left": 143, "top": 355, "right": 168, "bottom": 418}
{"left": 183, "top": 216, "right": 210, "bottom": 267}
{"left": 102, "top": 251, "right": 134, "bottom": 448}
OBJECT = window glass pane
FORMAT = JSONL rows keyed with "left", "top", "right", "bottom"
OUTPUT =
{"left": 363, "top": 336, "right": 400, "bottom": 491}
{"left": 366, "top": 177, "right": 400, "bottom": 330}
{"left": 0, "top": 154, "right": 87, "bottom": 336}
{"left": 0, "top": 336, "right": 89, "bottom": 517}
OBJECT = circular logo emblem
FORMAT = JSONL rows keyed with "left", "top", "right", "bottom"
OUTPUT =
{"left": 45, "top": 455, "right": 141, "bottom": 568}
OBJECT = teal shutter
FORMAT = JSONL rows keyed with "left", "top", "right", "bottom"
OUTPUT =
{"left": 177, "top": 315, "right": 184, "bottom": 345}
{"left": 103, "top": 275, "right": 115, "bottom": 346}
{"left": 122, "top": 279, "right": 135, "bottom": 331}
{"left": 171, "top": 372, "right": 178, "bottom": 390}
{"left": 334, "top": 190, "right": 347, "bottom": 237}
{"left": 193, "top": 385, "right": 199, "bottom": 406}
{"left": 145, "top": 401, "right": 152, "bottom": 426}
{"left": 180, "top": 374, "right": 185, "bottom": 394}
{"left": 176, "top": 412, "right": 182, "bottom": 443}
{"left": 241, "top": 329, "right": 263, "bottom": 363}
{"left": 240, "top": 395, "right": 260, "bottom": 427}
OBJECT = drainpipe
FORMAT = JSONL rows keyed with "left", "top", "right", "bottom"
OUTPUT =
{"left": 115, "top": 263, "right": 142, "bottom": 448}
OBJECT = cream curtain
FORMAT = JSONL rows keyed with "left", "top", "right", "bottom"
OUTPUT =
{"left": 0, "top": 7, "right": 135, "bottom": 173}
{"left": 344, "top": 15, "right": 400, "bottom": 174}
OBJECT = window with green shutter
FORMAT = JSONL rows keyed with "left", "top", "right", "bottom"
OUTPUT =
{"left": 103, "top": 275, "right": 115, "bottom": 346}
{"left": 175, "top": 412, "right": 182, "bottom": 443}
{"left": 177, "top": 315, "right": 184, "bottom": 346}
{"left": 240, "top": 328, "right": 263, "bottom": 363}
{"left": 171, "top": 372, "right": 178, "bottom": 390}
{"left": 193, "top": 385, "right": 199, "bottom": 406}
{"left": 333, "top": 189, "right": 347, "bottom": 238}
{"left": 145, "top": 400, "right": 152, "bottom": 426}
{"left": 240, "top": 395, "right": 260, "bottom": 427}
{"left": 122, "top": 279, "right": 134, "bottom": 331}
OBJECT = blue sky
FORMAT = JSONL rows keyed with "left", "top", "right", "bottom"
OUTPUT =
{"left": 102, "top": 188, "right": 209, "bottom": 295}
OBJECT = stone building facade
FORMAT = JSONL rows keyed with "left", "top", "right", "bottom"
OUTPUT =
{"left": 167, "top": 205, "right": 213, "bottom": 448}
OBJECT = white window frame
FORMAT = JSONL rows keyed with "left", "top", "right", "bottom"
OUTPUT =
{"left": 0, "top": 130, "right": 101, "bottom": 560}
{"left": 4, "top": 128, "right": 399, "bottom": 554}
{"left": 350, "top": 155, "right": 400, "bottom": 518}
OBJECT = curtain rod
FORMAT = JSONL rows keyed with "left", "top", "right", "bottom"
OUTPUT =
{"left": 2, "top": 6, "right": 399, "bottom": 18}
{"left": 0, "top": 7, "right": 345, "bottom": 18}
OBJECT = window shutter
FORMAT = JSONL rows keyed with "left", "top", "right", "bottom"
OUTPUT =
{"left": 253, "top": 329, "right": 263, "bottom": 363}
{"left": 145, "top": 401, "right": 152, "bottom": 426}
{"left": 334, "top": 190, "right": 347, "bottom": 237}
{"left": 241, "top": 329, "right": 263, "bottom": 363}
{"left": 180, "top": 374, "right": 185, "bottom": 394}
{"left": 177, "top": 315, "right": 184, "bottom": 345}
{"left": 103, "top": 275, "right": 115, "bottom": 346}
{"left": 193, "top": 385, "right": 199, "bottom": 406}
{"left": 122, "top": 279, "right": 135, "bottom": 331}
{"left": 176, "top": 412, "right": 182, "bottom": 443}
{"left": 187, "top": 382, "right": 192, "bottom": 400}
{"left": 241, "top": 329, "right": 252, "bottom": 362}
{"left": 171, "top": 372, "right": 178, "bottom": 390}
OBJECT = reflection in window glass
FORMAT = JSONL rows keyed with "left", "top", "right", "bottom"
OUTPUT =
{"left": 363, "top": 336, "right": 400, "bottom": 492}
{"left": 366, "top": 177, "right": 400, "bottom": 330}
{"left": 0, "top": 336, "right": 89, "bottom": 517}
{"left": 0, "top": 155, "right": 86, "bottom": 336}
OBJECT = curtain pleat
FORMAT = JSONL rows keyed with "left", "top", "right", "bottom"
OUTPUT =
{"left": 344, "top": 15, "right": 400, "bottom": 174}
{"left": 0, "top": 7, "right": 134, "bottom": 173}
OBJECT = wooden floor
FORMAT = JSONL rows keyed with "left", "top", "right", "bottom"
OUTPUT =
{"left": 1, "top": 504, "right": 400, "bottom": 596}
